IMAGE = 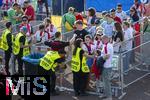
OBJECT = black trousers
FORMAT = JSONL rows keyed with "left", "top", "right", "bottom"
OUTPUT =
{"left": 15, "top": 55, "right": 23, "bottom": 75}
{"left": 73, "top": 71, "right": 89, "bottom": 93}
{"left": 4, "top": 51, "right": 11, "bottom": 74}
{"left": 38, "top": 66, "right": 56, "bottom": 93}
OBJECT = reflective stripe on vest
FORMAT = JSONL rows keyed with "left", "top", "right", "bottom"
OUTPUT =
{"left": 1, "top": 29, "right": 11, "bottom": 51}
{"left": 71, "top": 48, "right": 90, "bottom": 73}
{"left": 40, "top": 51, "right": 60, "bottom": 71}
{"left": 13, "top": 32, "right": 30, "bottom": 56}
{"left": 23, "top": 40, "right": 30, "bottom": 56}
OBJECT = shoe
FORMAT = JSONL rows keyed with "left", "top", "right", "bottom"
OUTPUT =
{"left": 124, "top": 72, "right": 128, "bottom": 75}
{"left": 99, "top": 95, "right": 107, "bottom": 99}
{"left": 75, "top": 92, "right": 80, "bottom": 96}
{"left": 80, "top": 92, "right": 88, "bottom": 96}
{"left": 50, "top": 91, "right": 60, "bottom": 96}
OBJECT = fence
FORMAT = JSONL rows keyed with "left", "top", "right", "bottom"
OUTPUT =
{"left": 35, "top": 13, "right": 48, "bottom": 21}
{"left": 23, "top": 31, "right": 150, "bottom": 99}
{"left": 118, "top": 40, "right": 150, "bottom": 99}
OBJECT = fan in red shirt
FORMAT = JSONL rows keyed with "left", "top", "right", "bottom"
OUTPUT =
{"left": 73, "top": 11, "right": 84, "bottom": 30}
{"left": 74, "top": 11, "right": 83, "bottom": 22}
{"left": 110, "top": 9, "right": 122, "bottom": 24}
{"left": 23, "top": 1, "right": 35, "bottom": 22}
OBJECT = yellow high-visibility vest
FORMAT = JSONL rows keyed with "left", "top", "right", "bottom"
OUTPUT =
{"left": 71, "top": 48, "right": 90, "bottom": 73}
{"left": 40, "top": 51, "right": 61, "bottom": 72}
{"left": 0, "top": 29, "right": 11, "bottom": 51}
{"left": 13, "top": 32, "right": 30, "bottom": 56}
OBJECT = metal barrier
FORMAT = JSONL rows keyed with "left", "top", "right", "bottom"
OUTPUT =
{"left": 0, "top": 21, "right": 43, "bottom": 35}
{"left": 62, "top": 30, "right": 74, "bottom": 41}
{"left": 35, "top": 13, "right": 48, "bottom": 21}
{"left": 118, "top": 40, "right": 150, "bottom": 99}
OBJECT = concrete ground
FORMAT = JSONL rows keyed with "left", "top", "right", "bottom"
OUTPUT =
{"left": 50, "top": 74, "right": 150, "bottom": 100}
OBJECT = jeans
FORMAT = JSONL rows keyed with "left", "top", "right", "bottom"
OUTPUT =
{"left": 37, "top": 4, "right": 44, "bottom": 20}
{"left": 123, "top": 51, "right": 131, "bottom": 72}
{"left": 102, "top": 68, "right": 112, "bottom": 97}
{"left": 11, "top": 54, "right": 17, "bottom": 75}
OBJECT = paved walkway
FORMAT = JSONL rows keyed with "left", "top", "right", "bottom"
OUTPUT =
{"left": 50, "top": 74, "right": 150, "bottom": 100}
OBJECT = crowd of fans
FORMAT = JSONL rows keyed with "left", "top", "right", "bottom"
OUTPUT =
{"left": 0, "top": 0, "right": 150, "bottom": 100}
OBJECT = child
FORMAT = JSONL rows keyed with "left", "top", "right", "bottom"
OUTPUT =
{"left": 94, "top": 30, "right": 103, "bottom": 51}
{"left": 34, "top": 24, "right": 50, "bottom": 51}
{"left": 44, "top": 18, "right": 57, "bottom": 38}
{"left": 82, "top": 35, "right": 95, "bottom": 69}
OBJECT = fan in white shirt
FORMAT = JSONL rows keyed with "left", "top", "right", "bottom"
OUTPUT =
{"left": 34, "top": 24, "right": 50, "bottom": 43}
{"left": 122, "top": 22, "right": 134, "bottom": 51}
{"left": 82, "top": 35, "right": 96, "bottom": 55}
{"left": 116, "top": 4, "right": 128, "bottom": 21}
{"left": 101, "top": 35, "right": 114, "bottom": 68}
{"left": 93, "top": 32, "right": 103, "bottom": 50}
{"left": 44, "top": 18, "right": 57, "bottom": 38}
{"left": 101, "top": 14, "right": 114, "bottom": 37}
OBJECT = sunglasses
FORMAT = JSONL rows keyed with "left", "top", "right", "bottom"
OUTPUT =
{"left": 130, "top": 10, "right": 134, "bottom": 12}
{"left": 117, "top": 7, "right": 122, "bottom": 10}
{"left": 22, "top": 20, "right": 27, "bottom": 22}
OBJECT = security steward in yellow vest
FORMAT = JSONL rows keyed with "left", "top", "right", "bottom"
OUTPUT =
{"left": 0, "top": 22, "right": 13, "bottom": 74}
{"left": 39, "top": 50, "right": 66, "bottom": 96}
{"left": 13, "top": 26, "right": 30, "bottom": 75}
{"left": 71, "top": 39, "right": 95, "bottom": 96}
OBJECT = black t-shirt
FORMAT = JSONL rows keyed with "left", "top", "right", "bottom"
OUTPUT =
{"left": 18, "top": 36, "right": 26, "bottom": 57}
{"left": 74, "top": 29, "right": 89, "bottom": 41}
{"left": 130, "top": 14, "right": 139, "bottom": 23}
{"left": 6, "top": 33, "right": 12, "bottom": 52}
{"left": 44, "top": 40, "right": 70, "bottom": 51}
{"left": 113, "top": 31, "right": 123, "bottom": 42}
{"left": 54, "top": 57, "right": 65, "bottom": 63}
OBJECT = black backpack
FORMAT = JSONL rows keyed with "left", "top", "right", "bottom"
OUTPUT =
{"left": 96, "top": 56, "right": 106, "bottom": 74}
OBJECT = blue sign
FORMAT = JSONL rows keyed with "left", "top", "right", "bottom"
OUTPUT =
{"left": 86, "top": 0, "right": 134, "bottom": 12}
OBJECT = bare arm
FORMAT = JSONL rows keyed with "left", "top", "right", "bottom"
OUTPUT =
{"left": 69, "top": 34, "right": 77, "bottom": 45}
{"left": 83, "top": 52, "right": 95, "bottom": 59}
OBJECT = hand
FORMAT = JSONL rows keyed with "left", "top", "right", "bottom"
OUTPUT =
{"left": 73, "top": 34, "right": 77, "bottom": 37}
{"left": 103, "top": 54, "right": 110, "bottom": 60}
{"left": 60, "top": 63, "right": 67, "bottom": 69}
